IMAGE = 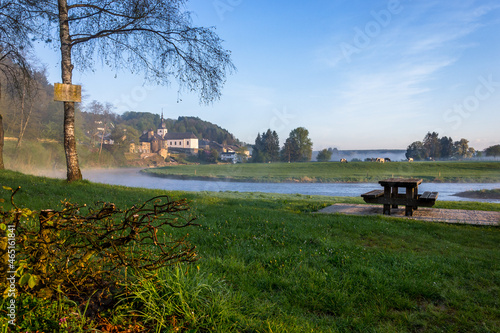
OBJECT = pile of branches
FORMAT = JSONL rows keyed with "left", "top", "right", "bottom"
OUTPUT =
{"left": 0, "top": 186, "right": 199, "bottom": 305}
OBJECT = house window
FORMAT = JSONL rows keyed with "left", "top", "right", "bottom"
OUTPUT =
{"left": 187, "top": 141, "right": 189, "bottom": 145}
{"left": 174, "top": 141, "right": 177, "bottom": 145}
{"left": 179, "top": 141, "right": 182, "bottom": 146}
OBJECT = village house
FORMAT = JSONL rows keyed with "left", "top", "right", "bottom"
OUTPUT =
{"left": 133, "top": 114, "right": 199, "bottom": 158}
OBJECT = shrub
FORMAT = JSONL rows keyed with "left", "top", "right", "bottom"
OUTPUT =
{"left": 0, "top": 186, "right": 199, "bottom": 311}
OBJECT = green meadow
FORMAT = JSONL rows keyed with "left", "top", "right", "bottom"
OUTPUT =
{"left": 143, "top": 161, "right": 500, "bottom": 183}
{"left": 0, "top": 169, "right": 499, "bottom": 332}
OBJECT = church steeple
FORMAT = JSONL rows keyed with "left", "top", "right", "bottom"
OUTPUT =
{"left": 157, "top": 109, "right": 168, "bottom": 137}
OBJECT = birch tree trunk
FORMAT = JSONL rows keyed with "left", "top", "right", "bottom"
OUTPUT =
{"left": 58, "top": 0, "right": 82, "bottom": 181}
{"left": 0, "top": 114, "right": 4, "bottom": 170}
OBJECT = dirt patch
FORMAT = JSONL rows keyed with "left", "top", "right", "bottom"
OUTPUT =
{"left": 317, "top": 204, "right": 499, "bottom": 226}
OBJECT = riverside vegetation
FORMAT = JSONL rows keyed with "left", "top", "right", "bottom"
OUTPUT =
{"left": 143, "top": 161, "right": 500, "bottom": 183}
{"left": 0, "top": 169, "right": 499, "bottom": 332}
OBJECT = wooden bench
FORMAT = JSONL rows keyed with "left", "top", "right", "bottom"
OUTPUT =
{"left": 361, "top": 189, "right": 384, "bottom": 200}
{"left": 417, "top": 191, "right": 439, "bottom": 207}
{"left": 361, "top": 188, "right": 439, "bottom": 216}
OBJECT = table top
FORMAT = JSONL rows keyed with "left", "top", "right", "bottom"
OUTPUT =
{"left": 379, "top": 178, "right": 423, "bottom": 187}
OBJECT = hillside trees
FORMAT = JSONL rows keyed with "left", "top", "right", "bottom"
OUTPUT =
{"left": 3, "top": 68, "right": 52, "bottom": 148}
{"left": 16, "top": 0, "right": 235, "bottom": 181}
{"left": 0, "top": 0, "right": 36, "bottom": 169}
{"left": 174, "top": 117, "right": 239, "bottom": 145}
{"left": 0, "top": 64, "right": 67, "bottom": 142}
{"left": 119, "top": 113, "right": 239, "bottom": 145}
{"left": 81, "top": 100, "right": 115, "bottom": 146}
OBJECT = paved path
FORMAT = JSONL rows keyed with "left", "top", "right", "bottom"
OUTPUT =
{"left": 317, "top": 204, "right": 500, "bottom": 226}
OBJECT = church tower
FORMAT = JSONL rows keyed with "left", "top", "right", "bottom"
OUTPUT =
{"left": 157, "top": 110, "right": 168, "bottom": 138}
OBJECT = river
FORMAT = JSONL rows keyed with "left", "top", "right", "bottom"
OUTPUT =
{"left": 44, "top": 168, "right": 499, "bottom": 203}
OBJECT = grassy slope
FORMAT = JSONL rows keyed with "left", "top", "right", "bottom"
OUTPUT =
{"left": 1, "top": 170, "right": 499, "bottom": 332}
{"left": 144, "top": 161, "right": 500, "bottom": 183}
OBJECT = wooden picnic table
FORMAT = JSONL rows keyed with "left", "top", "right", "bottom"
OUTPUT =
{"left": 361, "top": 178, "right": 438, "bottom": 216}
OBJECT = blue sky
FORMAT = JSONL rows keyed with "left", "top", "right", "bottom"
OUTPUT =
{"left": 36, "top": 0, "right": 500, "bottom": 150}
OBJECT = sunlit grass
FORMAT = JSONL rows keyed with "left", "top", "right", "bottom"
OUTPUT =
{"left": 1, "top": 169, "right": 499, "bottom": 332}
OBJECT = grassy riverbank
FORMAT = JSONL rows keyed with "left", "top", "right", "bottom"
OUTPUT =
{"left": 143, "top": 161, "right": 500, "bottom": 183}
{"left": 454, "top": 188, "right": 500, "bottom": 199}
{"left": 1, "top": 170, "right": 499, "bottom": 332}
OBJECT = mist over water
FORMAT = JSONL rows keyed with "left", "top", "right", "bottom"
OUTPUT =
{"left": 27, "top": 167, "right": 500, "bottom": 203}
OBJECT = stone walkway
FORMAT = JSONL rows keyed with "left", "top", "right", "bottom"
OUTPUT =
{"left": 317, "top": 204, "right": 500, "bottom": 226}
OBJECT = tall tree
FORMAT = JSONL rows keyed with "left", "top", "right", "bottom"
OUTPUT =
{"left": 281, "top": 137, "right": 300, "bottom": 163}
{"left": 423, "top": 132, "right": 441, "bottom": 159}
{"left": 19, "top": 0, "right": 235, "bottom": 181}
{"left": 454, "top": 139, "right": 474, "bottom": 159}
{"left": 252, "top": 132, "right": 265, "bottom": 163}
{"left": 439, "top": 136, "right": 454, "bottom": 159}
{"left": 1, "top": 0, "right": 36, "bottom": 168}
{"left": 0, "top": 1, "right": 33, "bottom": 76}
{"left": 265, "top": 129, "right": 280, "bottom": 162}
{"left": 281, "top": 127, "right": 313, "bottom": 162}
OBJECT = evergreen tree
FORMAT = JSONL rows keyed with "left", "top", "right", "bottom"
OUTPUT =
{"left": 281, "top": 137, "right": 300, "bottom": 162}
{"left": 264, "top": 129, "right": 280, "bottom": 162}
{"left": 423, "top": 132, "right": 441, "bottom": 159}
{"left": 439, "top": 136, "right": 454, "bottom": 159}
{"left": 252, "top": 129, "right": 280, "bottom": 163}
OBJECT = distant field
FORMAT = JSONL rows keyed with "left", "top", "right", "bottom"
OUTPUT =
{"left": 143, "top": 161, "right": 500, "bottom": 183}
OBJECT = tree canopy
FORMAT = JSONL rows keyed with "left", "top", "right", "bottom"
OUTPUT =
{"left": 484, "top": 144, "right": 500, "bottom": 158}
{"left": 406, "top": 132, "right": 476, "bottom": 160}
{"left": 316, "top": 148, "right": 333, "bottom": 162}
{"left": 25, "top": 0, "right": 235, "bottom": 104}
{"left": 3, "top": 0, "right": 235, "bottom": 181}
{"left": 281, "top": 127, "right": 313, "bottom": 162}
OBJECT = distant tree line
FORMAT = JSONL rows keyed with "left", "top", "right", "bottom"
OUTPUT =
{"left": 405, "top": 132, "right": 477, "bottom": 161}
{"left": 317, "top": 148, "right": 334, "bottom": 162}
{"left": 484, "top": 144, "right": 500, "bottom": 158}
{"left": 252, "top": 127, "right": 313, "bottom": 163}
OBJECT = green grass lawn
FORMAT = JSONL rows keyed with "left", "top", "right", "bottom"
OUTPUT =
{"left": 1, "top": 169, "right": 499, "bottom": 332}
{"left": 143, "top": 161, "right": 500, "bottom": 183}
